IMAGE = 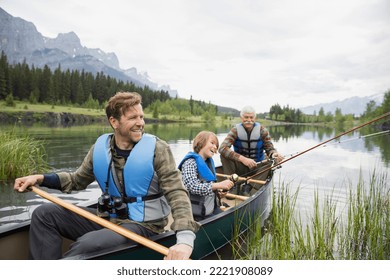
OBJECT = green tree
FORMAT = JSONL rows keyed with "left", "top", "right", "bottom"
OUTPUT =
{"left": 52, "top": 65, "right": 62, "bottom": 103}
{"left": 201, "top": 111, "right": 216, "bottom": 123}
{"left": 29, "top": 89, "right": 39, "bottom": 104}
{"left": 335, "top": 108, "right": 345, "bottom": 122}
{"left": 5, "top": 93, "right": 15, "bottom": 107}
{"left": 74, "top": 81, "right": 85, "bottom": 105}
{"left": 0, "top": 51, "right": 9, "bottom": 99}
{"left": 269, "top": 104, "right": 283, "bottom": 120}
{"left": 39, "top": 65, "right": 52, "bottom": 103}
{"left": 84, "top": 93, "right": 100, "bottom": 109}
{"left": 189, "top": 95, "right": 194, "bottom": 114}
{"left": 379, "top": 90, "right": 390, "bottom": 115}
{"left": 0, "top": 65, "right": 7, "bottom": 99}
{"left": 318, "top": 107, "right": 326, "bottom": 122}
{"left": 60, "top": 69, "right": 72, "bottom": 104}
{"left": 152, "top": 104, "right": 159, "bottom": 119}
{"left": 325, "top": 112, "right": 334, "bottom": 122}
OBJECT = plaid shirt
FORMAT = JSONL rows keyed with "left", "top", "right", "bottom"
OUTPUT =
{"left": 180, "top": 158, "right": 214, "bottom": 196}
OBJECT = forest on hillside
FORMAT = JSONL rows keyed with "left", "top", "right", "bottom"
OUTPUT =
{"left": 0, "top": 51, "right": 219, "bottom": 120}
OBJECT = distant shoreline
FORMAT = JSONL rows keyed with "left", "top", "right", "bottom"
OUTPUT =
{"left": 0, "top": 111, "right": 185, "bottom": 126}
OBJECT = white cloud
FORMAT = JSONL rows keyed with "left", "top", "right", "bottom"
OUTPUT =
{"left": 2, "top": 0, "right": 389, "bottom": 112}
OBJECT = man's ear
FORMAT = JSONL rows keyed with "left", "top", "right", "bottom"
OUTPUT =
{"left": 109, "top": 116, "right": 118, "bottom": 129}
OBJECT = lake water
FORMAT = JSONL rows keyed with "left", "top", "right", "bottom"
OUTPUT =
{"left": 1, "top": 122, "right": 389, "bottom": 235}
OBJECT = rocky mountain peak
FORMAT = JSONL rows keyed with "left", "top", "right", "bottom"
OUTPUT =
{"left": 45, "top": 31, "right": 85, "bottom": 57}
{"left": 0, "top": 7, "right": 45, "bottom": 62}
{"left": 0, "top": 7, "right": 136, "bottom": 86}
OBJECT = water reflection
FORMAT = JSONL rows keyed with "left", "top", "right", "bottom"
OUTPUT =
{"left": 145, "top": 122, "right": 232, "bottom": 143}
{"left": 268, "top": 125, "right": 334, "bottom": 143}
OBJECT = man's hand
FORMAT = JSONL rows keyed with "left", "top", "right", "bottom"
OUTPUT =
{"left": 14, "top": 174, "right": 43, "bottom": 193}
{"left": 271, "top": 153, "right": 284, "bottom": 164}
{"left": 164, "top": 243, "right": 192, "bottom": 260}
{"left": 239, "top": 156, "right": 257, "bottom": 169}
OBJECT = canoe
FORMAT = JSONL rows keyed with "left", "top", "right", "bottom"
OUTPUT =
{"left": 0, "top": 160, "right": 274, "bottom": 260}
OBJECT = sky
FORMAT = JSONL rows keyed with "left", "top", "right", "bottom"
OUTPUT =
{"left": 1, "top": 0, "right": 390, "bottom": 113}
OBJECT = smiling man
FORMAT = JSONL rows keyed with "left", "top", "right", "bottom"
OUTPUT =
{"left": 218, "top": 105, "right": 284, "bottom": 196}
{"left": 13, "top": 91, "right": 199, "bottom": 260}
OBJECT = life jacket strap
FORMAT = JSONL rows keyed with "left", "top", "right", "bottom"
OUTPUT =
{"left": 123, "top": 192, "right": 163, "bottom": 203}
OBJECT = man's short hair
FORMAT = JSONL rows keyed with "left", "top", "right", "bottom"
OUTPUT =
{"left": 105, "top": 91, "right": 142, "bottom": 120}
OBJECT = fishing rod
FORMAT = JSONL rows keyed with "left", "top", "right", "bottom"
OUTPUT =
{"left": 246, "top": 111, "right": 390, "bottom": 181}
{"left": 283, "top": 129, "right": 390, "bottom": 158}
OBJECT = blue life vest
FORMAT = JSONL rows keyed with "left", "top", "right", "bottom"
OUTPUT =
{"left": 178, "top": 152, "right": 217, "bottom": 217}
{"left": 93, "top": 133, "right": 170, "bottom": 222}
{"left": 178, "top": 152, "right": 217, "bottom": 182}
{"left": 233, "top": 122, "right": 264, "bottom": 162}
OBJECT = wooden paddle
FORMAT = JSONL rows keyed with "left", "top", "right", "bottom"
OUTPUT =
{"left": 216, "top": 173, "right": 266, "bottom": 185}
{"left": 30, "top": 186, "right": 170, "bottom": 257}
{"left": 225, "top": 193, "right": 248, "bottom": 201}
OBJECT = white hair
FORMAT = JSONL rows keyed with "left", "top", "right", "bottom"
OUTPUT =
{"left": 240, "top": 106, "right": 256, "bottom": 117}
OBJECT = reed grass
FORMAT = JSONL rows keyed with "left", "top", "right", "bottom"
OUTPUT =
{"left": 234, "top": 170, "right": 389, "bottom": 260}
{"left": 338, "top": 171, "right": 389, "bottom": 259}
{"left": 0, "top": 131, "right": 49, "bottom": 180}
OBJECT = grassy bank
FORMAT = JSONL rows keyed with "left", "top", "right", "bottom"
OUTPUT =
{"left": 0, "top": 100, "right": 235, "bottom": 125}
{"left": 0, "top": 101, "right": 106, "bottom": 116}
{"left": 234, "top": 170, "right": 389, "bottom": 260}
{"left": 1, "top": 100, "right": 286, "bottom": 127}
{"left": 0, "top": 131, "right": 49, "bottom": 180}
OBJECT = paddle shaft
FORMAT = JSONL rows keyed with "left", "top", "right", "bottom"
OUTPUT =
{"left": 225, "top": 193, "right": 248, "bottom": 201}
{"left": 30, "top": 186, "right": 170, "bottom": 257}
{"left": 216, "top": 173, "right": 266, "bottom": 185}
{"left": 247, "top": 111, "right": 390, "bottom": 180}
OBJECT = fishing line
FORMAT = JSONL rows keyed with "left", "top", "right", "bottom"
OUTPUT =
{"left": 323, "top": 129, "right": 390, "bottom": 147}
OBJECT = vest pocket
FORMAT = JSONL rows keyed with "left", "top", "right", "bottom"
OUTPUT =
{"left": 143, "top": 196, "right": 171, "bottom": 221}
{"left": 190, "top": 194, "right": 215, "bottom": 217}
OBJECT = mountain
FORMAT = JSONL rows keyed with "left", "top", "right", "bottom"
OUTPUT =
{"left": 299, "top": 93, "right": 385, "bottom": 116}
{"left": 0, "top": 7, "right": 176, "bottom": 96}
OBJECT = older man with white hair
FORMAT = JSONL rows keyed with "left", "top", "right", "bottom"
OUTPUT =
{"left": 218, "top": 105, "right": 283, "bottom": 196}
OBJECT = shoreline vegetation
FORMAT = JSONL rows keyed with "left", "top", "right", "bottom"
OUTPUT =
{"left": 233, "top": 170, "right": 389, "bottom": 260}
{"left": 0, "top": 100, "right": 228, "bottom": 126}
{"left": 0, "top": 101, "right": 266, "bottom": 128}
{"left": 0, "top": 100, "right": 344, "bottom": 127}
{"left": 0, "top": 131, "right": 49, "bottom": 180}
